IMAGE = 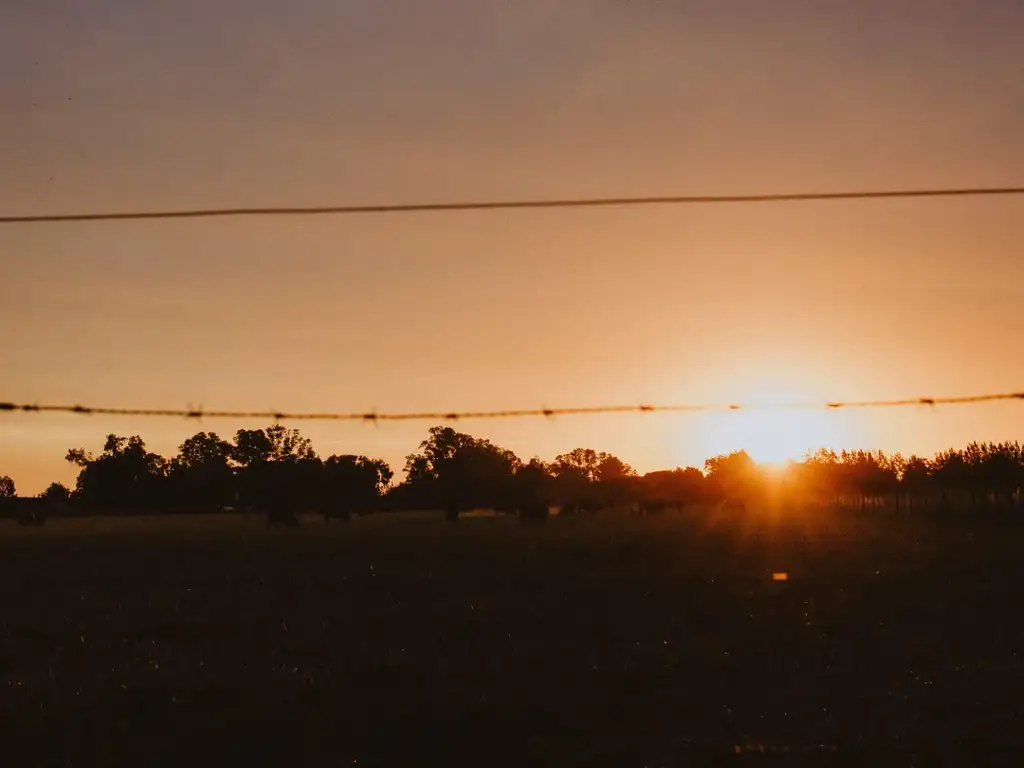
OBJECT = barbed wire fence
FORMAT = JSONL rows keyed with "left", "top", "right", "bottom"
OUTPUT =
{"left": 2, "top": 392, "right": 1023, "bottom": 424}
{"left": 3, "top": 183, "right": 1022, "bottom": 428}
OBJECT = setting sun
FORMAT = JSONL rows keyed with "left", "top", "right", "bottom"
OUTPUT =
{"left": 705, "top": 407, "right": 848, "bottom": 465}
{"left": 696, "top": 379, "right": 857, "bottom": 466}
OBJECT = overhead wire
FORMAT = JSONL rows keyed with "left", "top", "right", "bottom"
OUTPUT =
{"left": 1, "top": 185, "right": 1022, "bottom": 225}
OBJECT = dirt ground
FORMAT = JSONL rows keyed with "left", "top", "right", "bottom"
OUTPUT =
{"left": 1, "top": 509, "right": 1022, "bottom": 766}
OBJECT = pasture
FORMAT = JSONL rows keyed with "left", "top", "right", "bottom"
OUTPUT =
{"left": 1, "top": 509, "right": 1022, "bottom": 765}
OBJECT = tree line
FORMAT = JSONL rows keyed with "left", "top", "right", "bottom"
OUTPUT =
{"left": 1, "top": 425, "right": 1022, "bottom": 522}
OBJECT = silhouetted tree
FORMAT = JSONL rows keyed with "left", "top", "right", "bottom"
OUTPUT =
{"left": 168, "top": 432, "right": 235, "bottom": 510}
{"left": 40, "top": 482, "right": 72, "bottom": 503}
{"left": 550, "top": 448, "right": 604, "bottom": 514}
{"left": 552, "top": 448, "right": 601, "bottom": 482}
{"left": 0, "top": 475, "right": 14, "bottom": 500}
{"left": 978, "top": 442, "right": 1021, "bottom": 509}
{"left": 884, "top": 453, "right": 907, "bottom": 510}
{"left": 230, "top": 425, "right": 318, "bottom": 515}
{"left": 704, "top": 450, "right": 760, "bottom": 503}
{"left": 402, "top": 426, "right": 475, "bottom": 517}
{"left": 837, "top": 450, "right": 896, "bottom": 510}
{"left": 640, "top": 467, "right": 705, "bottom": 514}
{"left": 0, "top": 475, "right": 14, "bottom": 519}
{"left": 932, "top": 449, "right": 971, "bottom": 509}
{"left": 66, "top": 435, "right": 168, "bottom": 511}
{"left": 514, "top": 458, "right": 553, "bottom": 521}
{"left": 595, "top": 453, "right": 634, "bottom": 483}
{"left": 233, "top": 425, "right": 316, "bottom": 466}
{"left": 594, "top": 453, "right": 638, "bottom": 509}
{"left": 453, "top": 439, "right": 521, "bottom": 512}
{"left": 231, "top": 428, "right": 275, "bottom": 468}
{"left": 401, "top": 426, "right": 520, "bottom": 518}
{"left": 23, "top": 421, "right": 1024, "bottom": 523}
{"left": 901, "top": 455, "right": 932, "bottom": 510}
{"left": 321, "top": 455, "right": 393, "bottom": 519}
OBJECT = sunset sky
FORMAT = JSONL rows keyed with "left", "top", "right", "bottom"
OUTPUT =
{"left": 2, "top": 0, "right": 1023, "bottom": 494}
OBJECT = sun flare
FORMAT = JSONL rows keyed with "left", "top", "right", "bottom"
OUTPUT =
{"left": 708, "top": 407, "right": 842, "bottom": 465}
{"left": 695, "top": 379, "right": 856, "bottom": 467}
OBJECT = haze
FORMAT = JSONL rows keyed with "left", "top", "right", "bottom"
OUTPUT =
{"left": 2, "top": 0, "right": 1023, "bottom": 493}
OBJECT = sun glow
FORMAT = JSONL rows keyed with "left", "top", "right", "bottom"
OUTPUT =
{"left": 697, "top": 378, "right": 856, "bottom": 466}
{"left": 708, "top": 407, "right": 845, "bottom": 465}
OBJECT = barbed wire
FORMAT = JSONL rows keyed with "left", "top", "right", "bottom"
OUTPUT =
{"left": 1, "top": 185, "right": 1022, "bottom": 225}
{"left": 1, "top": 392, "right": 1022, "bottom": 423}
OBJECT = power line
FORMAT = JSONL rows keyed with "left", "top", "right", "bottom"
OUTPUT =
{"left": 1, "top": 185, "right": 1022, "bottom": 225}
{"left": 2, "top": 392, "right": 1022, "bottom": 423}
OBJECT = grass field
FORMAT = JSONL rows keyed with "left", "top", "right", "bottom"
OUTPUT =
{"left": 2, "top": 509, "right": 1023, "bottom": 766}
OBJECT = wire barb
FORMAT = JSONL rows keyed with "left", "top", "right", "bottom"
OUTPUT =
{"left": 0, "top": 392, "right": 1021, "bottom": 423}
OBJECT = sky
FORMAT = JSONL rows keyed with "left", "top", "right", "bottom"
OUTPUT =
{"left": 2, "top": 0, "right": 1023, "bottom": 494}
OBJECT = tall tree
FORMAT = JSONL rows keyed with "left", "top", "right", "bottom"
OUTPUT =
{"left": 401, "top": 426, "right": 520, "bottom": 516}
{"left": 40, "top": 482, "right": 72, "bottom": 503}
{"left": 551, "top": 448, "right": 602, "bottom": 483}
{"left": 514, "top": 458, "right": 553, "bottom": 520}
{"left": 594, "top": 453, "right": 638, "bottom": 508}
{"left": 403, "top": 427, "right": 476, "bottom": 483}
{"left": 594, "top": 453, "right": 635, "bottom": 483}
{"left": 550, "top": 449, "right": 595, "bottom": 513}
{"left": 704, "top": 450, "right": 759, "bottom": 501}
{"left": 322, "top": 455, "right": 394, "bottom": 518}
{"left": 230, "top": 425, "right": 318, "bottom": 512}
{"left": 65, "top": 435, "right": 168, "bottom": 510}
{"left": 169, "top": 432, "right": 235, "bottom": 509}
{"left": 901, "top": 456, "right": 932, "bottom": 508}
{"left": 641, "top": 467, "right": 705, "bottom": 512}
{"left": 231, "top": 428, "right": 274, "bottom": 468}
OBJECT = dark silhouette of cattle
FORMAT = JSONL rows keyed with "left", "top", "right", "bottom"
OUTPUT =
{"left": 721, "top": 497, "right": 747, "bottom": 513}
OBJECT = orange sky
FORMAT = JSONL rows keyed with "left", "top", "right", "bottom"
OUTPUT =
{"left": 2, "top": 1, "right": 1023, "bottom": 494}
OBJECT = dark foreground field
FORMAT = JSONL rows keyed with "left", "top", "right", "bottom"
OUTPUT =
{"left": 2, "top": 509, "right": 1023, "bottom": 766}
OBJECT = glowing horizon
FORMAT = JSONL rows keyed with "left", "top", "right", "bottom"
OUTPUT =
{"left": 2, "top": 0, "right": 1023, "bottom": 494}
